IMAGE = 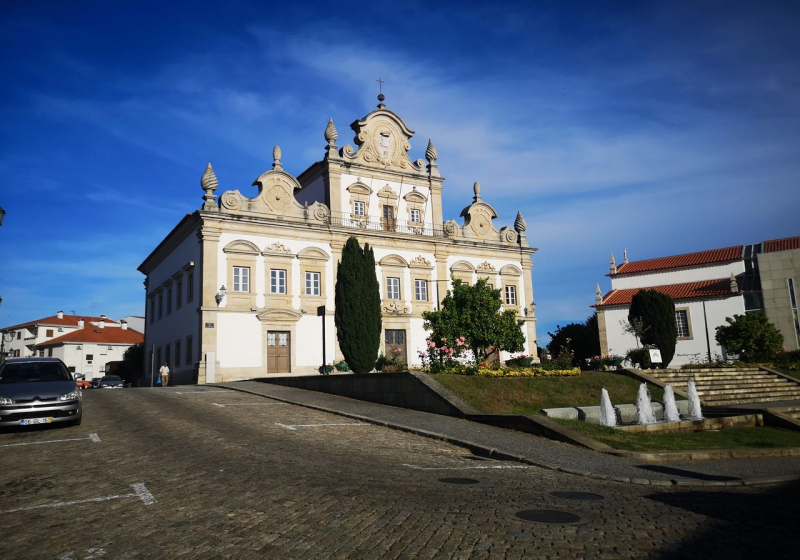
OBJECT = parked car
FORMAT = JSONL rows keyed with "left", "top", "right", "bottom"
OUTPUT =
{"left": 0, "top": 357, "right": 82, "bottom": 427}
{"left": 73, "top": 374, "right": 91, "bottom": 390}
{"left": 98, "top": 375, "right": 124, "bottom": 389}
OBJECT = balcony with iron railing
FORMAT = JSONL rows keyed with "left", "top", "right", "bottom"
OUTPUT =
{"left": 327, "top": 211, "right": 445, "bottom": 238}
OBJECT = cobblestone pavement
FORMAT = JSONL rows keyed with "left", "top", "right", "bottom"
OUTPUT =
{"left": 0, "top": 388, "right": 797, "bottom": 559}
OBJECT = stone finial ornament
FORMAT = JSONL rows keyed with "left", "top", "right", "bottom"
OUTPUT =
{"left": 595, "top": 283, "right": 603, "bottom": 304}
{"left": 730, "top": 273, "right": 739, "bottom": 293}
{"left": 425, "top": 139, "right": 438, "bottom": 163}
{"left": 610, "top": 253, "right": 617, "bottom": 274}
{"left": 623, "top": 248, "right": 629, "bottom": 264}
{"left": 473, "top": 181, "right": 482, "bottom": 202}
{"left": 272, "top": 145, "right": 282, "bottom": 170}
{"left": 201, "top": 162, "right": 219, "bottom": 211}
{"left": 324, "top": 118, "right": 338, "bottom": 146}
{"left": 514, "top": 211, "right": 527, "bottom": 233}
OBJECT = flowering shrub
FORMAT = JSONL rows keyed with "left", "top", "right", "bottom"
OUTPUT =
{"left": 418, "top": 336, "right": 469, "bottom": 373}
{"left": 505, "top": 354, "right": 535, "bottom": 368}
{"left": 478, "top": 366, "right": 580, "bottom": 377}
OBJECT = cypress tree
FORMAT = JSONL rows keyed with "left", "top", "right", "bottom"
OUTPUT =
{"left": 629, "top": 290, "right": 677, "bottom": 368}
{"left": 334, "top": 237, "right": 382, "bottom": 373}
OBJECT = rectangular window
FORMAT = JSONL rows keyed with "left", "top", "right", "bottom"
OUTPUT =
{"left": 387, "top": 277, "right": 401, "bottom": 300}
{"left": 305, "top": 272, "right": 320, "bottom": 296}
{"left": 175, "top": 340, "right": 181, "bottom": 368}
{"left": 86, "top": 354, "right": 94, "bottom": 362}
{"left": 675, "top": 309, "right": 691, "bottom": 338}
{"left": 47, "top": 348, "right": 53, "bottom": 357}
{"left": 167, "top": 287, "right": 172, "bottom": 315}
{"left": 158, "top": 293, "right": 163, "bottom": 320}
{"left": 176, "top": 281, "right": 182, "bottom": 310}
{"left": 414, "top": 279, "right": 428, "bottom": 301}
{"left": 410, "top": 209, "right": 421, "bottom": 223}
{"left": 186, "top": 336, "right": 193, "bottom": 365}
{"left": 165, "top": 344, "right": 171, "bottom": 368}
{"left": 150, "top": 299, "right": 155, "bottom": 324}
{"left": 156, "top": 348, "right": 161, "bottom": 369}
{"left": 17, "top": 332, "right": 21, "bottom": 340}
{"left": 187, "top": 273, "right": 194, "bottom": 302}
{"left": 505, "top": 285, "right": 517, "bottom": 306}
{"left": 789, "top": 278, "right": 800, "bottom": 346}
{"left": 354, "top": 201, "right": 365, "bottom": 216}
{"left": 46, "top": 329, "right": 54, "bottom": 337}
{"left": 270, "top": 269, "right": 286, "bottom": 294}
{"left": 233, "top": 266, "right": 250, "bottom": 292}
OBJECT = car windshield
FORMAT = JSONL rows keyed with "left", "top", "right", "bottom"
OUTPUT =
{"left": 0, "top": 362, "right": 72, "bottom": 384}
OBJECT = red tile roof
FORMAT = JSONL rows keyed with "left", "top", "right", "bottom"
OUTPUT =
{"left": 612, "top": 246, "right": 742, "bottom": 276}
{"left": 596, "top": 278, "right": 736, "bottom": 307}
{"left": 2, "top": 314, "right": 118, "bottom": 332}
{"left": 763, "top": 235, "right": 800, "bottom": 253}
{"left": 35, "top": 326, "right": 143, "bottom": 347}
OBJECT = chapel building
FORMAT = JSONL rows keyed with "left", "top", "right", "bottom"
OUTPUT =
{"left": 138, "top": 95, "right": 538, "bottom": 384}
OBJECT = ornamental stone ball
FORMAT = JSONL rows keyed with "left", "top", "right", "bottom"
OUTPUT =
{"left": 325, "top": 118, "right": 338, "bottom": 145}
{"left": 514, "top": 210, "right": 527, "bottom": 233}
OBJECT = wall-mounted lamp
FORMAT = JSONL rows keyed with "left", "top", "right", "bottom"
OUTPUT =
{"left": 216, "top": 285, "right": 227, "bottom": 304}
{"left": 108, "top": 346, "right": 113, "bottom": 351}
{"left": 301, "top": 309, "right": 307, "bottom": 314}
{"left": 524, "top": 307, "right": 528, "bottom": 317}
{"left": 250, "top": 306, "right": 258, "bottom": 312}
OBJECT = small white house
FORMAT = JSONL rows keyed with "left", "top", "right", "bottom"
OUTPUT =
{"left": 1, "top": 312, "right": 143, "bottom": 379}
{"left": 595, "top": 235, "right": 800, "bottom": 365}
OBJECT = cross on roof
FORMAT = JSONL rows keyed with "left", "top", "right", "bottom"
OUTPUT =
{"left": 376, "top": 78, "right": 384, "bottom": 94}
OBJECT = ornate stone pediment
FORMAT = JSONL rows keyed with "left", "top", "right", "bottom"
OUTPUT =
{"left": 263, "top": 242, "right": 293, "bottom": 256}
{"left": 477, "top": 261, "right": 496, "bottom": 272}
{"left": 215, "top": 147, "right": 329, "bottom": 224}
{"left": 409, "top": 255, "right": 432, "bottom": 268}
{"left": 223, "top": 240, "right": 260, "bottom": 255}
{"left": 257, "top": 308, "right": 302, "bottom": 322}
{"left": 382, "top": 300, "right": 410, "bottom": 314}
{"left": 379, "top": 254, "right": 409, "bottom": 267}
{"left": 340, "top": 105, "right": 425, "bottom": 173}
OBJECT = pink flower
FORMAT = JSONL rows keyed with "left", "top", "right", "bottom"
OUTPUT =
{"left": 428, "top": 342, "right": 436, "bottom": 349}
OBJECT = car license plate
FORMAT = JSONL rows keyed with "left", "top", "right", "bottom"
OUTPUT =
{"left": 20, "top": 418, "right": 53, "bottom": 426}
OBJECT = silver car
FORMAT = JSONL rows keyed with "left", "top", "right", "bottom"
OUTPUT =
{"left": 0, "top": 357, "right": 83, "bottom": 427}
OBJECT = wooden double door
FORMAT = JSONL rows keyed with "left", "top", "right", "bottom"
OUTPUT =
{"left": 267, "top": 331, "right": 291, "bottom": 373}
{"left": 384, "top": 329, "right": 407, "bottom": 364}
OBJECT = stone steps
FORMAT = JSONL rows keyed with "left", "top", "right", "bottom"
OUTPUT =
{"left": 647, "top": 367, "right": 800, "bottom": 407}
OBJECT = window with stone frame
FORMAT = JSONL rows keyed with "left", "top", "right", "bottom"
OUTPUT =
{"left": 305, "top": 271, "right": 321, "bottom": 296}
{"left": 175, "top": 340, "right": 181, "bottom": 368}
{"left": 414, "top": 279, "right": 428, "bottom": 301}
{"left": 347, "top": 183, "right": 372, "bottom": 220}
{"left": 233, "top": 267, "right": 250, "bottom": 292}
{"left": 505, "top": 285, "right": 517, "bottom": 306}
{"left": 675, "top": 308, "right": 692, "bottom": 339}
{"left": 186, "top": 336, "right": 193, "bottom": 365}
{"left": 403, "top": 189, "right": 427, "bottom": 228}
{"left": 410, "top": 209, "right": 421, "bottom": 223}
{"left": 387, "top": 277, "right": 401, "bottom": 300}
{"left": 167, "top": 286, "right": 172, "bottom": 315}
{"left": 271, "top": 269, "right": 287, "bottom": 294}
{"left": 187, "top": 273, "right": 194, "bottom": 302}
{"left": 158, "top": 292, "right": 163, "bottom": 319}
{"left": 354, "top": 201, "right": 365, "bottom": 216}
{"left": 150, "top": 298, "right": 155, "bottom": 324}
{"left": 176, "top": 280, "right": 182, "bottom": 310}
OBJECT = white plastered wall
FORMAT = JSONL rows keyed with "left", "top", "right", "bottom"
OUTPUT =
{"left": 611, "top": 261, "right": 745, "bottom": 290}
{"left": 340, "top": 173, "right": 433, "bottom": 229}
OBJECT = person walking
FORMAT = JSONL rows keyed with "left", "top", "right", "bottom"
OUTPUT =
{"left": 159, "top": 362, "right": 170, "bottom": 387}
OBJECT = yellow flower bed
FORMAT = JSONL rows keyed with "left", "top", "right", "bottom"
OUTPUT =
{"left": 476, "top": 366, "right": 581, "bottom": 377}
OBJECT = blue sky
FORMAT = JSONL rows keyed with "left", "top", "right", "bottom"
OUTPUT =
{"left": 1, "top": 0, "right": 799, "bottom": 345}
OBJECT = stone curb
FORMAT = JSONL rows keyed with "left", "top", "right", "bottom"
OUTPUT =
{"left": 212, "top": 383, "right": 800, "bottom": 488}
{"left": 610, "top": 446, "right": 800, "bottom": 462}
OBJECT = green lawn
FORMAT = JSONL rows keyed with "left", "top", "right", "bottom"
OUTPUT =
{"left": 552, "top": 418, "right": 800, "bottom": 451}
{"left": 432, "top": 371, "right": 664, "bottom": 416}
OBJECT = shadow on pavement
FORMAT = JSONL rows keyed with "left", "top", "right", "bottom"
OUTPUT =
{"left": 645, "top": 479, "right": 800, "bottom": 559}
{"left": 634, "top": 464, "right": 739, "bottom": 482}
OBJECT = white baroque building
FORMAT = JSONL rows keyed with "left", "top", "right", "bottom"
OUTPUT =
{"left": 138, "top": 95, "right": 539, "bottom": 384}
{"left": 595, "top": 235, "right": 800, "bottom": 366}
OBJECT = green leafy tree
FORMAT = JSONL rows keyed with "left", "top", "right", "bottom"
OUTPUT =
{"left": 120, "top": 343, "right": 144, "bottom": 386}
{"left": 629, "top": 290, "right": 677, "bottom": 368}
{"left": 423, "top": 278, "right": 525, "bottom": 361}
{"left": 547, "top": 313, "right": 601, "bottom": 363}
{"left": 715, "top": 313, "right": 784, "bottom": 362}
{"left": 334, "top": 237, "right": 382, "bottom": 373}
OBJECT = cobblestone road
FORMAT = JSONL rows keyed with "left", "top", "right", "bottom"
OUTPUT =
{"left": 0, "top": 388, "right": 796, "bottom": 559}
